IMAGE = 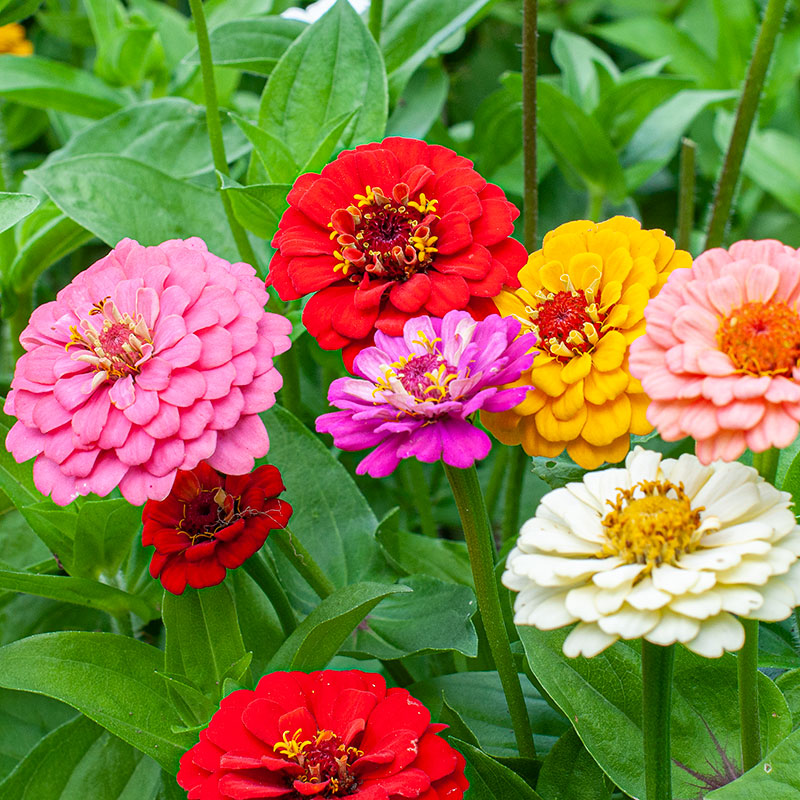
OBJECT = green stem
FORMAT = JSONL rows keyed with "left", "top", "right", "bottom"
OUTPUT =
{"left": 0, "top": 100, "right": 9, "bottom": 192}
{"left": 676, "top": 137, "right": 696, "bottom": 253}
{"left": 187, "top": 0, "right": 259, "bottom": 267}
{"left": 641, "top": 641, "right": 674, "bottom": 800}
{"left": 485, "top": 446, "right": 509, "bottom": 520}
{"left": 501, "top": 447, "right": 527, "bottom": 545}
{"left": 244, "top": 551, "right": 297, "bottom": 636}
{"left": 273, "top": 526, "right": 336, "bottom": 600}
{"left": 405, "top": 460, "right": 438, "bottom": 537}
{"left": 368, "top": 0, "right": 384, "bottom": 42}
{"left": 522, "top": 0, "right": 538, "bottom": 251}
{"left": 704, "top": 0, "right": 788, "bottom": 250}
{"left": 738, "top": 618, "right": 761, "bottom": 770}
{"left": 443, "top": 463, "right": 536, "bottom": 758}
{"left": 586, "top": 189, "right": 603, "bottom": 222}
{"left": 752, "top": 446, "right": 780, "bottom": 484}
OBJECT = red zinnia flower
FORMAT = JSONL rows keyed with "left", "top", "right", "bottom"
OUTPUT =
{"left": 142, "top": 461, "right": 292, "bottom": 595}
{"left": 177, "top": 669, "right": 468, "bottom": 800}
{"left": 268, "top": 136, "right": 526, "bottom": 368}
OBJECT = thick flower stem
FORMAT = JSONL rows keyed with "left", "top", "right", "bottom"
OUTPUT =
{"left": 501, "top": 447, "right": 527, "bottom": 545}
{"left": 522, "top": 0, "right": 538, "bottom": 251}
{"left": 273, "top": 526, "right": 336, "bottom": 599}
{"left": 704, "top": 0, "right": 788, "bottom": 250}
{"left": 485, "top": 446, "right": 509, "bottom": 519}
{"left": 244, "top": 551, "right": 297, "bottom": 636}
{"left": 738, "top": 618, "right": 762, "bottom": 770}
{"left": 443, "top": 463, "right": 536, "bottom": 758}
{"left": 641, "top": 641, "right": 674, "bottom": 800}
{"left": 187, "top": 0, "right": 259, "bottom": 267}
{"left": 406, "top": 460, "right": 438, "bottom": 537}
{"left": 368, "top": 0, "right": 383, "bottom": 41}
{"left": 677, "top": 138, "right": 696, "bottom": 252}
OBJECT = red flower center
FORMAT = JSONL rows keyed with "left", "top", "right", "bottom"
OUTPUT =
{"left": 329, "top": 183, "right": 439, "bottom": 283}
{"left": 179, "top": 486, "right": 237, "bottom": 542}
{"left": 274, "top": 729, "right": 362, "bottom": 796}
{"left": 718, "top": 300, "right": 800, "bottom": 375}
{"left": 530, "top": 289, "right": 605, "bottom": 361}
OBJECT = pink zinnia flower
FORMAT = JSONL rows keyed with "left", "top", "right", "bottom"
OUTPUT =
{"left": 316, "top": 310, "right": 537, "bottom": 477}
{"left": 630, "top": 239, "right": 800, "bottom": 463}
{"left": 5, "top": 238, "right": 291, "bottom": 505}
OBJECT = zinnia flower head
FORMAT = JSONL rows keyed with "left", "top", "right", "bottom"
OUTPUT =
{"left": 142, "top": 461, "right": 292, "bottom": 595}
{"left": 630, "top": 239, "right": 800, "bottom": 463}
{"left": 0, "top": 23, "right": 33, "bottom": 55}
{"left": 482, "top": 217, "right": 691, "bottom": 469}
{"left": 504, "top": 447, "right": 800, "bottom": 658}
{"left": 5, "top": 238, "right": 291, "bottom": 506}
{"left": 177, "top": 669, "right": 468, "bottom": 800}
{"left": 316, "top": 310, "right": 537, "bottom": 477}
{"left": 268, "top": 136, "right": 526, "bottom": 369}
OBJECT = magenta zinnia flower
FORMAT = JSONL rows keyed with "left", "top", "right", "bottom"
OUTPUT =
{"left": 5, "top": 238, "right": 291, "bottom": 506}
{"left": 630, "top": 239, "right": 800, "bottom": 463}
{"left": 316, "top": 310, "right": 537, "bottom": 477}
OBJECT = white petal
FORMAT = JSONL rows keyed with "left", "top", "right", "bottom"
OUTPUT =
{"left": 563, "top": 622, "right": 619, "bottom": 658}
{"left": 644, "top": 610, "right": 700, "bottom": 646}
{"left": 652, "top": 563, "right": 702, "bottom": 595}
{"left": 539, "top": 488, "right": 576, "bottom": 525}
{"left": 700, "top": 520, "right": 772, "bottom": 547}
{"left": 703, "top": 483, "right": 762, "bottom": 523}
{"left": 747, "top": 576, "right": 797, "bottom": 622}
{"left": 678, "top": 549, "right": 744, "bottom": 572}
{"left": 775, "top": 529, "right": 800, "bottom": 554}
{"left": 519, "top": 520, "right": 600, "bottom": 555}
{"left": 763, "top": 546, "right": 797, "bottom": 576}
{"left": 558, "top": 501, "right": 606, "bottom": 545}
{"left": 670, "top": 591, "right": 722, "bottom": 619}
{"left": 597, "top": 607, "right": 660, "bottom": 638}
{"left": 564, "top": 584, "right": 603, "bottom": 622}
{"left": 566, "top": 481, "right": 605, "bottom": 514}
{"left": 692, "top": 462, "right": 757, "bottom": 510}
{"left": 715, "top": 585, "right": 765, "bottom": 615}
{"left": 714, "top": 557, "right": 773, "bottom": 586}
{"left": 515, "top": 590, "right": 577, "bottom": 629}
{"left": 626, "top": 447, "right": 663, "bottom": 483}
{"left": 626, "top": 577, "right": 672, "bottom": 610}
{"left": 666, "top": 453, "right": 715, "bottom": 498}
{"left": 510, "top": 554, "right": 616, "bottom": 587}
{"left": 688, "top": 571, "right": 717, "bottom": 593}
{"left": 583, "top": 467, "right": 630, "bottom": 507}
{"left": 684, "top": 613, "right": 744, "bottom": 657}
{"left": 593, "top": 563, "right": 646, "bottom": 588}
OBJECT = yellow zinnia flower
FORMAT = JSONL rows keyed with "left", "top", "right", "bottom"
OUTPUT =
{"left": 482, "top": 216, "right": 691, "bottom": 469}
{"left": 0, "top": 23, "right": 33, "bottom": 56}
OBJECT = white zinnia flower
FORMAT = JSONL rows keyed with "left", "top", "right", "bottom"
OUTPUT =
{"left": 504, "top": 447, "right": 800, "bottom": 658}
{"left": 281, "top": 0, "right": 369, "bottom": 23}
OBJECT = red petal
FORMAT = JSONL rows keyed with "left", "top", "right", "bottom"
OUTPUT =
{"left": 400, "top": 164, "right": 434, "bottom": 196}
{"left": 184, "top": 539, "right": 219, "bottom": 561}
{"left": 464, "top": 257, "right": 508, "bottom": 296}
{"left": 354, "top": 277, "right": 392, "bottom": 311}
{"left": 358, "top": 768, "right": 431, "bottom": 798}
{"left": 427, "top": 144, "right": 474, "bottom": 174}
{"left": 434, "top": 244, "right": 491, "bottom": 280}
{"left": 479, "top": 182, "right": 509, "bottom": 202}
{"left": 412, "top": 731, "right": 459, "bottom": 782}
{"left": 329, "top": 687, "right": 379, "bottom": 738}
{"left": 241, "top": 697, "right": 283, "bottom": 744}
{"left": 437, "top": 187, "right": 482, "bottom": 222}
{"left": 433, "top": 167, "right": 485, "bottom": 198}
{"left": 254, "top": 672, "right": 308, "bottom": 711}
{"left": 172, "top": 469, "right": 201, "bottom": 502}
{"left": 343, "top": 339, "right": 369, "bottom": 372}
{"left": 434, "top": 212, "right": 472, "bottom": 255}
{"left": 466, "top": 296, "right": 499, "bottom": 321}
{"left": 370, "top": 137, "right": 429, "bottom": 172}
{"left": 389, "top": 273, "right": 431, "bottom": 312}
{"left": 488, "top": 237, "right": 527, "bottom": 285}
{"left": 294, "top": 177, "right": 344, "bottom": 228}
{"left": 470, "top": 198, "right": 516, "bottom": 246}
{"left": 374, "top": 306, "right": 412, "bottom": 337}
{"left": 276, "top": 707, "right": 318, "bottom": 744}
{"left": 303, "top": 286, "right": 373, "bottom": 349}
{"left": 279, "top": 226, "right": 336, "bottom": 258}
{"left": 212, "top": 518, "right": 245, "bottom": 542}
{"left": 159, "top": 559, "right": 188, "bottom": 595}
{"left": 266, "top": 252, "right": 302, "bottom": 301}
{"left": 360, "top": 690, "right": 430, "bottom": 752}
{"left": 148, "top": 551, "right": 169, "bottom": 577}
{"left": 319, "top": 154, "right": 364, "bottom": 199}
{"left": 289, "top": 256, "right": 340, "bottom": 295}
{"left": 424, "top": 273, "right": 470, "bottom": 316}
{"left": 354, "top": 149, "right": 401, "bottom": 190}
{"left": 218, "top": 772, "right": 292, "bottom": 798}
{"left": 292, "top": 778, "right": 329, "bottom": 796}
{"left": 185, "top": 558, "right": 226, "bottom": 589}
{"left": 154, "top": 529, "right": 192, "bottom": 554}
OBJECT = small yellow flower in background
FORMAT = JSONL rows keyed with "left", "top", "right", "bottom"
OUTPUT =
{"left": 0, "top": 23, "right": 33, "bottom": 56}
{"left": 482, "top": 216, "right": 691, "bottom": 469}
{"left": 504, "top": 447, "right": 800, "bottom": 659}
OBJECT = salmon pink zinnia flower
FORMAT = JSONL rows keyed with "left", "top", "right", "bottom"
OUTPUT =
{"left": 268, "top": 136, "right": 526, "bottom": 369}
{"left": 630, "top": 240, "right": 800, "bottom": 463}
{"left": 177, "top": 669, "right": 468, "bottom": 800}
{"left": 5, "top": 238, "right": 291, "bottom": 506}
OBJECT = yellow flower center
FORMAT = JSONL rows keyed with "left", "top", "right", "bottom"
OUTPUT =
{"left": 601, "top": 480, "right": 703, "bottom": 572}
{"left": 717, "top": 300, "right": 800, "bottom": 376}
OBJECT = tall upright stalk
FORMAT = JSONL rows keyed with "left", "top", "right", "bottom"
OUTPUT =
{"left": 641, "top": 641, "right": 674, "bottom": 800}
{"left": 677, "top": 138, "right": 696, "bottom": 252}
{"left": 368, "top": 0, "right": 384, "bottom": 41}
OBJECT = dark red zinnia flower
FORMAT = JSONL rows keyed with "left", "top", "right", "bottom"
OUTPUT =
{"left": 142, "top": 461, "right": 292, "bottom": 595}
{"left": 267, "top": 136, "right": 526, "bottom": 369}
{"left": 176, "top": 669, "right": 468, "bottom": 800}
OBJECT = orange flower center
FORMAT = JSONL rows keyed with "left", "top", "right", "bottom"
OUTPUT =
{"left": 329, "top": 183, "right": 439, "bottom": 282}
{"left": 274, "top": 729, "right": 363, "bottom": 796}
{"left": 717, "top": 301, "right": 800, "bottom": 376}
{"left": 529, "top": 289, "right": 605, "bottom": 361}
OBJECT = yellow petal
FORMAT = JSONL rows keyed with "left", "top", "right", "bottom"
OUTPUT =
{"left": 516, "top": 387, "right": 547, "bottom": 416}
{"left": 598, "top": 216, "right": 641, "bottom": 236}
{"left": 542, "top": 232, "right": 587, "bottom": 265}
{"left": 604, "top": 304, "right": 629, "bottom": 329}
{"left": 545, "top": 220, "right": 595, "bottom": 242}
{"left": 628, "top": 229, "right": 659, "bottom": 260}
{"left": 624, "top": 256, "right": 657, "bottom": 293}
{"left": 519, "top": 416, "right": 566, "bottom": 458}
{"left": 581, "top": 394, "right": 632, "bottom": 446}
{"left": 622, "top": 320, "right": 646, "bottom": 342}
{"left": 531, "top": 359, "right": 567, "bottom": 396}
{"left": 552, "top": 380, "right": 585, "bottom": 420}
{"left": 535, "top": 401, "right": 588, "bottom": 442}
{"left": 629, "top": 393, "right": 653, "bottom": 435}
{"left": 585, "top": 366, "right": 628, "bottom": 403}
{"left": 652, "top": 231, "right": 676, "bottom": 271}
{"left": 600, "top": 280, "right": 622, "bottom": 309}
{"left": 539, "top": 260, "right": 567, "bottom": 293}
{"left": 561, "top": 352, "right": 592, "bottom": 384}
{"left": 592, "top": 331, "right": 626, "bottom": 371}
{"left": 481, "top": 409, "right": 523, "bottom": 444}
{"left": 585, "top": 229, "right": 628, "bottom": 262}
{"left": 493, "top": 289, "right": 528, "bottom": 318}
{"left": 599, "top": 246, "right": 633, "bottom": 288}
{"left": 568, "top": 252, "right": 601, "bottom": 286}
{"left": 567, "top": 432, "right": 631, "bottom": 469}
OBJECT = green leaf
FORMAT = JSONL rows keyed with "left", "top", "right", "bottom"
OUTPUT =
{"left": 257, "top": 0, "right": 388, "bottom": 170}
{"left": 552, "top": 30, "right": 619, "bottom": 111}
{"left": 386, "top": 64, "right": 449, "bottom": 139}
{"left": 712, "top": 0, "right": 757, "bottom": 89}
{"left": 41, "top": 98, "right": 250, "bottom": 180}
{"left": 344, "top": 575, "right": 478, "bottom": 659}
{"left": 183, "top": 17, "right": 305, "bottom": 75}
{"left": 530, "top": 454, "right": 588, "bottom": 491}
{"left": 267, "top": 582, "right": 410, "bottom": 671}
{"left": 777, "top": 668, "right": 800, "bottom": 730}
{"left": 471, "top": 73, "right": 523, "bottom": 178}
{"left": 451, "top": 739, "right": 544, "bottom": 800}
{"left": 0, "top": 0, "right": 43, "bottom": 25}
{"left": 519, "top": 627, "right": 792, "bottom": 798}
{"left": 229, "top": 112, "right": 299, "bottom": 183}
{"left": 0, "top": 413, "right": 40, "bottom": 510}
{"left": 0, "top": 632, "right": 194, "bottom": 771}
{"left": 0, "top": 568, "right": 156, "bottom": 620}
{"left": 0, "top": 714, "right": 163, "bottom": 800}
{"left": 536, "top": 728, "right": 612, "bottom": 800}
{"left": 28, "top": 154, "right": 238, "bottom": 262}
{"left": 0, "top": 193, "right": 37, "bottom": 236}
{"left": 72, "top": 498, "right": 143, "bottom": 580}
{"left": 537, "top": 80, "right": 626, "bottom": 201}
{"left": 299, "top": 108, "right": 360, "bottom": 174}
{"left": 409, "top": 671, "right": 568, "bottom": 758}
{"left": 219, "top": 175, "right": 290, "bottom": 240}
{"left": 0, "top": 55, "right": 126, "bottom": 117}
{"left": 17, "top": 503, "right": 77, "bottom": 572}
{"left": 163, "top": 584, "right": 249, "bottom": 703}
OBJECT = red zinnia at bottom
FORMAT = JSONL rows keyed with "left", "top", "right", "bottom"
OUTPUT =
{"left": 142, "top": 461, "right": 292, "bottom": 595}
{"left": 177, "top": 670, "right": 468, "bottom": 800}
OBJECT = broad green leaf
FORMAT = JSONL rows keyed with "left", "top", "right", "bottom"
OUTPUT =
{"left": 0, "top": 632, "right": 194, "bottom": 771}
{"left": 0, "top": 714, "right": 163, "bottom": 800}
{"left": 0, "top": 568, "right": 156, "bottom": 620}
{"left": 206, "top": 0, "right": 274, "bottom": 26}
{"left": 471, "top": 73, "right": 523, "bottom": 178}
{"left": 220, "top": 176, "right": 290, "bottom": 240}
{"left": 409, "top": 671, "right": 568, "bottom": 758}
{"left": 0, "top": 55, "right": 126, "bottom": 117}
{"left": 0, "top": 510, "right": 51, "bottom": 571}
{"left": 0, "top": 0, "right": 42, "bottom": 25}
{"left": 530, "top": 454, "right": 587, "bottom": 491}
{"left": 267, "top": 582, "right": 410, "bottom": 671}
{"left": 183, "top": 17, "right": 305, "bottom": 75}
{"left": 299, "top": 108, "right": 360, "bottom": 174}
{"left": 536, "top": 728, "right": 613, "bottom": 800}
{"left": 552, "top": 30, "right": 619, "bottom": 111}
{"left": 344, "top": 575, "right": 478, "bottom": 659}
{"left": 36, "top": 10, "right": 95, "bottom": 47}
{"left": 777, "top": 668, "right": 800, "bottom": 730}
{"left": 386, "top": 64, "right": 449, "bottom": 139}
{"left": 519, "top": 627, "right": 792, "bottom": 798}
{"left": 28, "top": 154, "right": 237, "bottom": 262}
{"left": 2, "top": 103, "right": 48, "bottom": 150}
{"left": 0, "top": 193, "right": 37, "bottom": 236}
{"left": 41, "top": 98, "right": 249, "bottom": 179}
{"left": 163, "top": 584, "right": 249, "bottom": 703}
{"left": 537, "top": 81, "right": 626, "bottom": 201}
{"left": 712, "top": 0, "right": 757, "bottom": 89}
{"left": 452, "top": 739, "right": 544, "bottom": 800}
{"left": 0, "top": 690, "right": 74, "bottom": 781}
{"left": 17, "top": 503, "right": 77, "bottom": 572}
{"left": 257, "top": 0, "right": 388, "bottom": 170}
{"left": 230, "top": 112, "right": 299, "bottom": 183}
{"left": 72, "top": 498, "right": 142, "bottom": 581}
